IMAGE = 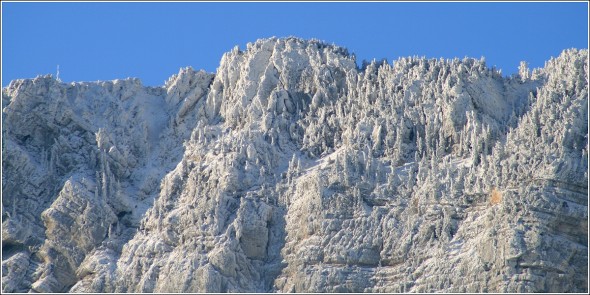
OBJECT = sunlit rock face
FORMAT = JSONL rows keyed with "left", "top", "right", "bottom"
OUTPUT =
{"left": 2, "top": 37, "right": 587, "bottom": 293}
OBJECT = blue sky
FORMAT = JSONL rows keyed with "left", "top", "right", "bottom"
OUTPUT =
{"left": 2, "top": 2, "right": 588, "bottom": 87}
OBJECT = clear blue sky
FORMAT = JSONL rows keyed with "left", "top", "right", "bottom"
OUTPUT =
{"left": 2, "top": 2, "right": 588, "bottom": 87}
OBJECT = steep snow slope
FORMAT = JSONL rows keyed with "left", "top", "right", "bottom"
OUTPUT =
{"left": 2, "top": 37, "right": 588, "bottom": 293}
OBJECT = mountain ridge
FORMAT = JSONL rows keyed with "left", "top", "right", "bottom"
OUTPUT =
{"left": 1, "top": 37, "right": 588, "bottom": 292}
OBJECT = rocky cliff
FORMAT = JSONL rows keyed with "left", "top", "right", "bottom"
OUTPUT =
{"left": 2, "top": 37, "right": 588, "bottom": 293}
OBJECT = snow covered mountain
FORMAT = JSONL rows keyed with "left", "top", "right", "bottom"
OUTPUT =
{"left": 2, "top": 37, "right": 588, "bottom": 293}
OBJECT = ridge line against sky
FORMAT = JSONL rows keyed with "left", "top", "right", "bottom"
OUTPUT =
{"left": 1, "top": 1, "right": 588, "bottom": 87}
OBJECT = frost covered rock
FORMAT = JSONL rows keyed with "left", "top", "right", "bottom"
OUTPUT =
{"left": 2, "top": 37, "right": 588, "bottom": 293}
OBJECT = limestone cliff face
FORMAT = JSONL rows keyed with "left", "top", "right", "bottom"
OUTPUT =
{"left": 2, "top": 37, "right": 588, "bottom": 293}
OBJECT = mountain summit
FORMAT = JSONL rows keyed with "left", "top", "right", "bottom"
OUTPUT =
{"left": 2, "top": 37, "right": 588, "bottom": 293}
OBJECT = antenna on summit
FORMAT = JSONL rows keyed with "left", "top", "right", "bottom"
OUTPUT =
{"left": 56, "top": 65, "right": 61, "bottom": 82}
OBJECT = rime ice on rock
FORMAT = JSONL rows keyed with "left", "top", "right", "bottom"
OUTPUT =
{"left": 1, "top": 38, "right": 588, "bottom": 293}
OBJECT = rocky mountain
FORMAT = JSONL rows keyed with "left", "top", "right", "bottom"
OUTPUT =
{"left": 1, "top": 37, "right": 588, "bottom": 293}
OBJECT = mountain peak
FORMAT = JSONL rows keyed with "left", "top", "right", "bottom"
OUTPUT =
{"left": 2, "top": 40, "right": 588, "bottom": 293}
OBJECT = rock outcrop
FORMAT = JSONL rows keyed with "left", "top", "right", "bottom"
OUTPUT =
{"left": 2, "top": 37, "right": 588, "bottom": 293}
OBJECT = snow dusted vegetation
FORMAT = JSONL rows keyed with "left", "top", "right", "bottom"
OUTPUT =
{"left": 1, "top": 37, "right": 588, "bottom": 292}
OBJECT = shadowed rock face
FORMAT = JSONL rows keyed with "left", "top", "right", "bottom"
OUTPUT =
{"left": 2, "top": 37, "right": 587, "bottom": 293}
